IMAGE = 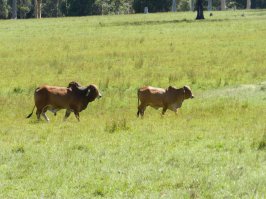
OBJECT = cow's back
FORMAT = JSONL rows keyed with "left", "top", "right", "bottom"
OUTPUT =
{"left": 34, "top": 86, "right": 49, "bottom": 108}
{"left": 138, "top": 86, "right": 165, "bottom": 107}
{"left": 34, "top": 86, "right": 71, "bottom": 109}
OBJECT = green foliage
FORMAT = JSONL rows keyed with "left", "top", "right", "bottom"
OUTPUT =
{"left": 133, "top": 0, "right": 172, "bottom": 13}
{"left": 257, "top": 132, "right": 266, "bottom": 150}
{"left": 17, "top": 0, "right": 31, "bottom": 18}
{"left": 42, "top": 0, "right": 62, "bottom": 17}
{"left": 254, "top": 0, "right": 266, "bottom": 8}
{"left": 1, "top": 0, "right": 266, "bottom": 19}
{"left": 0, "top": 11, "right": 266, "bottom": 197}
{"left": 0, "top": 0, "right": 9, "bottom": 18}
{"left": 178, "top": 0, "right": 190, "bottom": 11}
{"left": 105, "top": 118, "right": 130, "bottom": 133}
{"left": 63, "top": 0, "right": 96, "bottom": 16}
{"left": 94, "top": 0, "right": 133, "bottom": 15}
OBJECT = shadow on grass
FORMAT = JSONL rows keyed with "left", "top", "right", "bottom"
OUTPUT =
{"left": 257, "top": 132, "right": 266, "bottom": 151}
{"left": 108, "top": 18, "right": 231, "bottom": 27}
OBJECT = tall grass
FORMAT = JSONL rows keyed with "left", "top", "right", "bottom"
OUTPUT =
{"left": 0, "top": 10, "right": 266, "bottom": 198}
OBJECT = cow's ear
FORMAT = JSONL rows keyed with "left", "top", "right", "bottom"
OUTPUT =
{"left": 86, "top": 89, "right": 91, "bottom": 97}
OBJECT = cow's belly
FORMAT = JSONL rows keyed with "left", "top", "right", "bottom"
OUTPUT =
{"left": 47, "top": 95, "right": 71, "bottom": 109}
{"left": 47, "top": 105, "right": 61, "bottom": 114}
{"left": 168, "top": 103, "right": 181, "bottom": 112}
{"left": 149, "top": 102, "right": 163, "bottom": 109}
{"left": 48, "top": 103, "right": 68, "bottom": 110}
{"left": 150, "top": 105, "right": 161, "bottom": 110}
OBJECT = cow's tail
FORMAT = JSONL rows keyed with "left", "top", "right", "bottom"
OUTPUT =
{"left": 137, "top": 89, "right": 140, "bottom": 117}
{"left": 26, "top": 105, "right": 36, "bottom": 118}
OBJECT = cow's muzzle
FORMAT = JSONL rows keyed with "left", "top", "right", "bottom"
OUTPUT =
{"left": 98, "top": 93, "right": 102, "bottom": 99}
{"left": 191, "top": 95, "right": 194, "bottom": 99}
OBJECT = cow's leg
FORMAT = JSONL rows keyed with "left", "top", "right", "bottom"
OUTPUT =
{"left": 162, "top": 106, "right": 167, "bottom": 115}
{"left": 137, "top": 106, "right": 141, "bottom": 117}
{"left": 74, "top": 111, "right": 80, "bottom": 122}
{"left": 137, "top": 109, "right": 142, "bottom": 117}
{"left": 41, "top": 112, "right": 50, "bottom": 122}
{"left": 140, "top": 107, "right": 146, "bottom": 118}
{"left": 49, "top": 108, "right": 57, "bottom": 116}
{"left": 41, "top": 106, "right": 50, "bottom": 122}
{"left": 52, "top": 109, "right": 57, "bottom": 116}
{"left": 36, "top": 109, "right": 41, "bottom": 120}
{"left": 137, "top": 103, "right": 146, "bottom": 118}
{"left": 64, "top": 109, "right": 71, "bottom": 121}
{"left": 46, "top": 105, "right": 57, "bottom": 116}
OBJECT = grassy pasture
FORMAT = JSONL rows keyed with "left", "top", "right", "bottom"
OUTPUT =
{"left": 0, "top": 10, "right": 266, "bottom": 198}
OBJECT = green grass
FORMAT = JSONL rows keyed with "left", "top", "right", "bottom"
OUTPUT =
{"left": 0, "top": 10, "right": 266, "bottom": 198}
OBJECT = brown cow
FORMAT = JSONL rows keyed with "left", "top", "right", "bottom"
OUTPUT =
{"left": 67, "top": 81, "right": 82, "bottom": 89}
{"left": 137, "top": 85, "right": 194, "bottom": 117}
{"left": 26, "top": 82, "right": 102, "bottom": 122}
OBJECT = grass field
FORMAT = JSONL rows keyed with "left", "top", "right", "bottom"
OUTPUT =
{"left": 0, "top": 10, "right": 266, "bottom": 198}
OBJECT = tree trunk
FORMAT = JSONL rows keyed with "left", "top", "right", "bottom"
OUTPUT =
{"left": 221, "top": 0, "right": 226, "bottom": 10}
{"left": 38, "top": 0, "right": 42, "bottom": 18}
{"left": 190, "top": 0, "right": 194, "bottom": 11}
{"left": 56, "top": 0, "right": 59, "bottom": 17}
{"left": 251, "top": 0, "right": 256, "bottom": 8}
{"left": 35, "top": 0, "right": 42, "bottom": 18}
{"left": 196, "top": 0, "right": 204, "bottom": 19}
{"left": 172, "top": 0, "right": 177, "bottom": 12}
{"left": 208, "top": 0, "right": 212, "bottom": 11}
{"left": 12, "top": 0, "right": 17, "bottom": 19}
{"left": 246, "top": 0, "right": 251, "bottom": 9}
{"left": 35, "top": 0, "right": 38, "bottom": 18}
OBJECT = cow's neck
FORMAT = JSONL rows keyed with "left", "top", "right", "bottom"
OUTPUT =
{"left": 79, "top": 98, "right": 90, "bottom": 111}
{"left": 178, "top": 88, "right": 186, "bottom": 101}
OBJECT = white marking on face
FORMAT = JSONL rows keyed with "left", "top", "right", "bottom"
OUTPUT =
{"left": 86, "top": 89, "right": 91, "bottom": 97}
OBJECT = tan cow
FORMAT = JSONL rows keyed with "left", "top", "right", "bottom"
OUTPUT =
{"left": 137, "top": 85, "right": 194, "bottom": 117}
{"left": 26, "top": 82, "right": 102, "bottom": 122}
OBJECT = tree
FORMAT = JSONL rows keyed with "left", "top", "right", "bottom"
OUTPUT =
{"left": 94, "top": 0, "right": 116, "bottom": 15}
{"left": 196, "top": 0, "right": 204, "bottom": 19}
{"left": 111, "top": 0, "right": 133, "bottom": 14}
{"left": 12, "top": 0, "right": 17, "bottom": 19}
{"left": 35, "top": 0, "right": 41, "bottom": 18}
{"left": 190, "top": 0, "right": 194, "bottom": 11}
{"left": 41, "top": 0, "right": 63, "bottom": 17}
{"left": 246, "top": 0, "right": 251, "bottom": 8}
{"left": 133, "top": 0, "right": 172, "bottom": 13}
{"left": 253, "top": 0, "right": 266, "bottom": 8}
{"left": 0, "top": 0, "right": 9, "bottom": 19}
{"left": 3, "top": 0, "right": 266, "bottom": 19}
{"left": 207, "top": 0, "right": 212, "bottom": 10}
{"left": 179, "top": 0, "right": 190, "bottom": 11}
{"left": 17, "top": 0, "right": 31, "bottom": 18}
{"left": 63, "top": 0, "right": 95, "bottom": 16}
{"left": 172, "top": 0, "right": 177, "bottom": 11}
{"left": 221, "top": 0, "right": 226, "bottom": 10}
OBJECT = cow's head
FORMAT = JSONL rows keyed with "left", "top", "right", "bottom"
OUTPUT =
{"left": 183, "top": 85, "right": 194, "bottom": 99}
{"left": 86, "top": 84, "right": 102, "bottom": 102}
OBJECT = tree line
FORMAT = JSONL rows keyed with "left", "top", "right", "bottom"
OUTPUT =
{"left": 0, "top": 0, "right": 265, "bottom": 19}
